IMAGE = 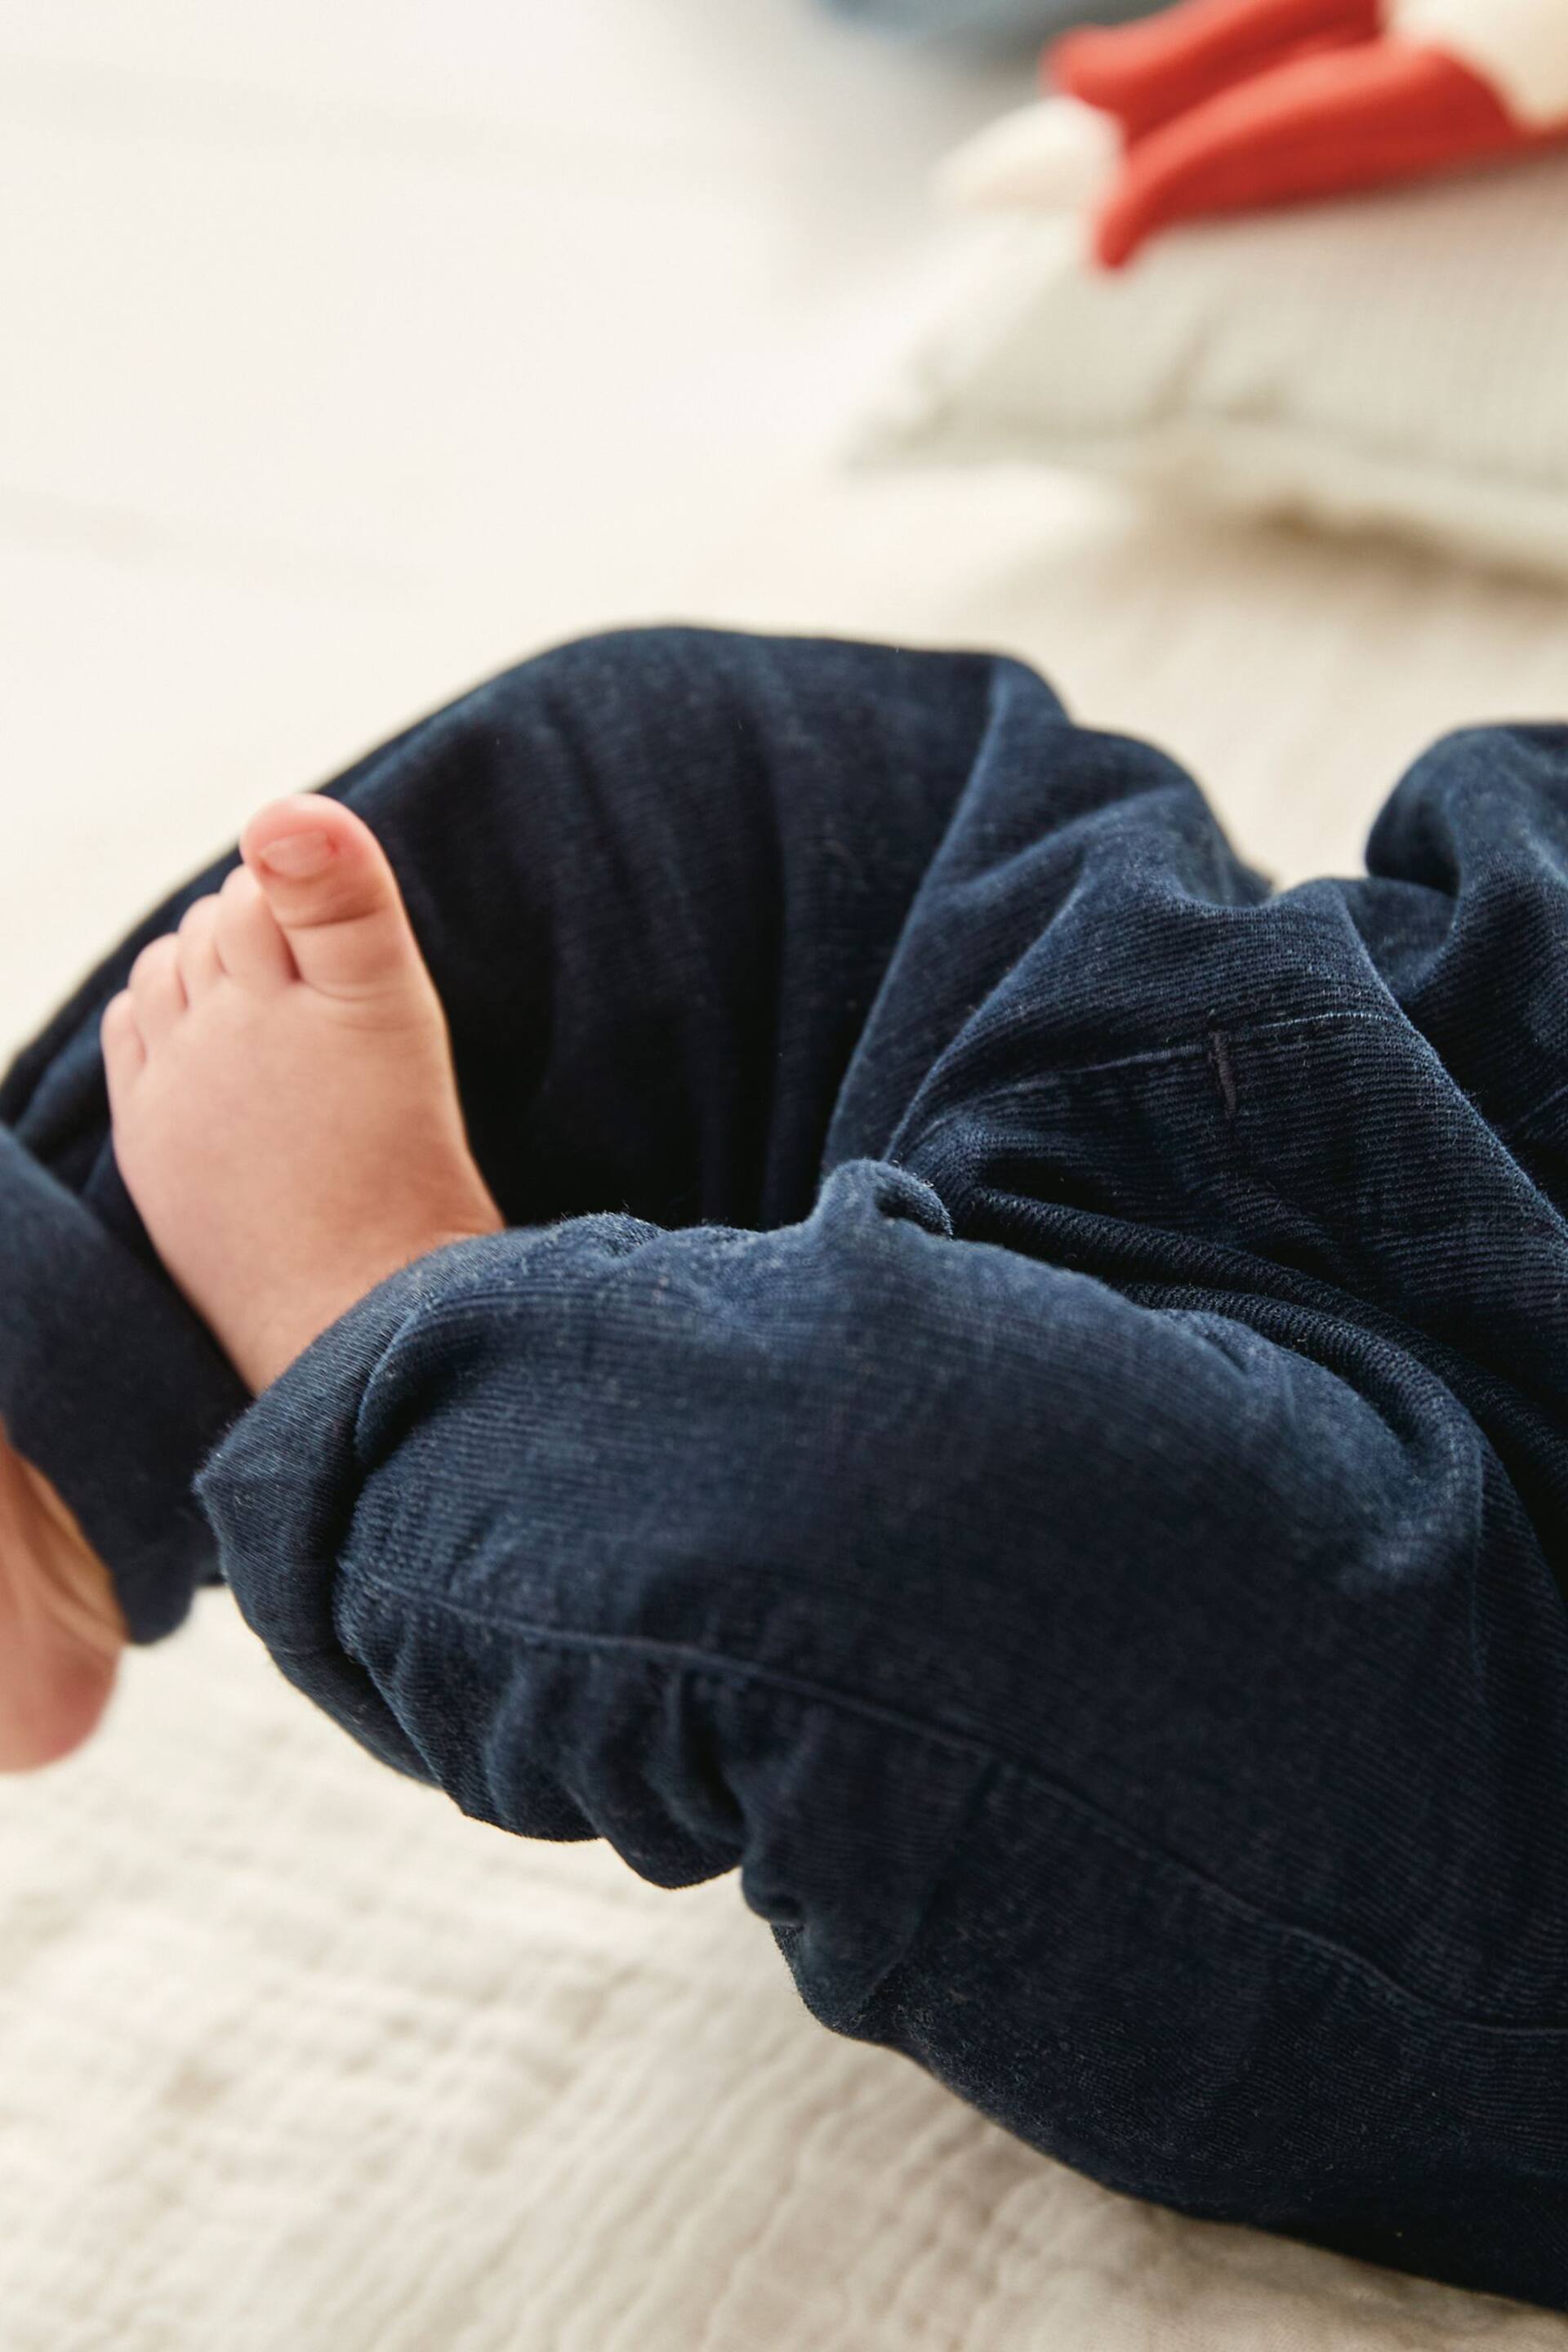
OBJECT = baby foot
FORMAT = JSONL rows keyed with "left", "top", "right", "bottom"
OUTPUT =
{"left": 103, "top": 797, "right": 504, "bottom": 1396}
{"left": 0, "top": 1419, "right": 124, "bottom": 1771}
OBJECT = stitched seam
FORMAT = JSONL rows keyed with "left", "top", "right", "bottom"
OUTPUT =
{"left": 912, "top": 1006, "right": 1406, "bottom": 1142}
{"left": 337, "top": 1566, "right": 1568, "bottom": 2039}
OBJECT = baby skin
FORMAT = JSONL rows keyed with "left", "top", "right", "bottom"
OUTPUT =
{"left": 0, "top": 796, "right": 503, "bottom": 1771}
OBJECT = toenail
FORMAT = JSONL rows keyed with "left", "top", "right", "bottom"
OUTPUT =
{"left": 258, "top": 831, "right": 334, "bottom": 878}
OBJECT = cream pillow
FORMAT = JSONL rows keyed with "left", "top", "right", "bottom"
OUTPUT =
{"left": 862, "top": 153, "right": 1568, "bottom": 579}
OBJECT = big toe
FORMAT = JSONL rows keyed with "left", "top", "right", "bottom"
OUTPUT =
{"left": 241, "top": 797, "right": 426, "bottom": 1004}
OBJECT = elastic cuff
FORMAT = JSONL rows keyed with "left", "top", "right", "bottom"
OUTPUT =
{"left": 191, "top": 1236, "right": 525, "bottom": 1782}
{"left": 0, "top": 1125, "right": 248, "bottom": 1642}
{"left": 192, "top": 1236, "right": 501, "bottom": 1662}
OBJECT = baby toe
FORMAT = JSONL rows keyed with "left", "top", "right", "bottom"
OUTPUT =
{"left": 176, "top": 894, "right": 225, "bottom": 1000}
{"left": 100, "top": 989, "right": 145, "bottom": 1092}
{"left": 127, "top": 934, "right": 187, "bottom": 1046}
{"left": 242, "top": 796, "right": 421, "bottom": 1005}
{"left": 215, "top": 862, "right": 296, "bottom": 992}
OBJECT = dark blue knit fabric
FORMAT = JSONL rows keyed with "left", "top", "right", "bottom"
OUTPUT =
{"left": 5, "top": 630, "right": 1568, "bottom": 2309}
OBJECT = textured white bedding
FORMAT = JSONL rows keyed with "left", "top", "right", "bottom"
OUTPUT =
{"left": 2, "top": 3, "right": 1566, "bottom": 2345}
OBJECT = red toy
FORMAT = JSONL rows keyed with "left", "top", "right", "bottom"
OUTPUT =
{"left": 946, "top": 0, "right": 1568, "bottom": 267}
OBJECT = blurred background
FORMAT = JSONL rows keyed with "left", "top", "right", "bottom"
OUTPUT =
{"left": 2, "top": 4, "right": 1566, "bottom": 2347}
{"left": 9, "top": 0, "right": 1565, "bottom": 1055}
{"left": 2, "top": 0, "right": 1026, "bottom": 1045}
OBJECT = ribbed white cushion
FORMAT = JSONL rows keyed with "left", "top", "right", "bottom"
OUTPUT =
{"left": 864, "top": 154, "right": 1568, "bottom": 578}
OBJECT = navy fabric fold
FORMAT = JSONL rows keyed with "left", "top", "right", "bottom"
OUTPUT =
{"left": 7, "top": 630, "right": 1568, "bottom": 2307}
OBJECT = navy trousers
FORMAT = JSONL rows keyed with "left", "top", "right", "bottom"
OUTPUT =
{"left": 4, "top": 630, "right": 1568, "bottom": 2311}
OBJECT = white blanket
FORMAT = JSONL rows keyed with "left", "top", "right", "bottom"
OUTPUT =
{"left": 2, "top": 2, "right": 1566, "bottom": 2343}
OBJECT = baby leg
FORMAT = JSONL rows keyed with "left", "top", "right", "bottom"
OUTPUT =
{"left": 174, "top": 697, "right": 1568, "bottom": 2311}
{"left": 191, "top": 1142, "right": 1568, "bottom": 2314}
{"left": 0, "top": 628, "right": 1027, "bottom": 1668}
{"left": 0, "top": 1408, "right": 123, "bottom": 1770}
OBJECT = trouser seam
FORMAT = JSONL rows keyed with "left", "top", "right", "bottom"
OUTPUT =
{"left": 336, "top": 1566, "right": 1568, "bottom": 2039}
